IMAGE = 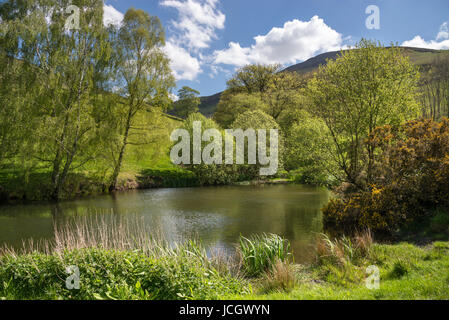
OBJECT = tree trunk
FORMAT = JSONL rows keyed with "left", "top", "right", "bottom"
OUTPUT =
{"left": 109, "top": 108, "right": 133, "bottom": 192}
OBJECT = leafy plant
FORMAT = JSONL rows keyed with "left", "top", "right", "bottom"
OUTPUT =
{"left": 238, "top": 233, "right": 292, "bottom": 277}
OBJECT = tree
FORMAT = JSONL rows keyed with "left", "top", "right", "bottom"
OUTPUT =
{"left": 1, "top": 0, "right": 113, "bottom": 199}
{"left": 231, "top": 109, "right": 283, "bottom": 178}
{"left": 171, "top": 86, "right": 200, "bottom": 118}
{"left": 213, "top": 93, "right": 268, "bottom": 128}
{"left": 284, "top": 110, "right": 337, "bottom": 186}
{"left": 214, "top": 64, "right": 306, "bottom": 129}
{"left": 226, "top": 64, "right": 281, "bottom": 94}
{"left": 307, "top": 40, "right": 420, "bottom": 188}
{"left": 262, "top": 71, "right": 306, "bottom": 128}
{"left": 420, "top": 55, "right": 449, "bottom": 120}
{"left": 108, "top": 8, "right": 175, "bottom": 191}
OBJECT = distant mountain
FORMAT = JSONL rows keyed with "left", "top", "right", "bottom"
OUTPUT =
{"left": 198, "top": 92, "right": 222, "bottom": 117}
{"left": 198, "top": 47, "right": 449, "bottom": 117}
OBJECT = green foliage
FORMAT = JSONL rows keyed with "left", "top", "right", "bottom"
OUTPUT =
{"left": 230, "top": 241, "right": 449, "bottom": 300}
{"left": 307, "top": 39, "right": 421, "bottom": 186}
{"left": 388, "top": 260, "right": 409, "bottom": 279}
{"left": 238, "top": 234, "right": 292, "bottom": 277}
{"left": 284, "top": 110, "right": 337, "bottom": 186}
{"left": 213, "top": 64, "right": 306, "bottom": 129}
{"left": 0, "top": 2, "right": 177, "bottom": 199}
{"left": 214, "top": 93, "right": 268, "bottom": 128}
{"left": 430, "top": 210, "right": 449, "bottom": 233}
{"left": 171, "top": 86, "right": 201, "bottom": 119}
{"left": 137, "top": 168, "right": 198, "bottom": 188}
{"left": 175, "top": 113, "right": 250, "bottom": 185}
{"left": 226, "top": 64, "right": 281, "bottom": 94}
{"left": 107, "top": 8, "right": 175, "bottom": 191}
{"left": 0, "top": 246, "right": 249, "bottom": 300}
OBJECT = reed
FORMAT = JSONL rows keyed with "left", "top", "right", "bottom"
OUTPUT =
{"left": 238, "top": 233, "right": 293, "bottom": 277}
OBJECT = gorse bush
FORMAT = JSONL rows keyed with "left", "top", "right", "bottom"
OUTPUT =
{"left": 323, "top": 118, "right": 449, "bottom": 234}
{"left": 238, "top": 233, "right": 292, "bottom": 277}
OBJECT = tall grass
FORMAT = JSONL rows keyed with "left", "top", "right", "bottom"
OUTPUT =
{"left": 0, "top": 216, "right": 250, "bottom": 300}
{"left": 315, "top": 229, "right": 373, "bottom": 266}
{"left": 259, "top": 259, "right": 298, "bottom": 293}
{"left": 238, "top": 233, "right": 293, "bottom": 277}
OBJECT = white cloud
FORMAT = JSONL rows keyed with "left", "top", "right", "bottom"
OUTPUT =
{"left": 213, "top": 16, "right": 345, "bottom": 67}
{"left": 437, "top": 22, "right": 449, "bottom": 41}
{"left": 170, "top": 93, "right": 179, "bottom": 102}
{"left": 402, "top": 22, "right": 449, "bottom": 50}
{"left": 160, "top": 0, "right": 225, "bottom": 50}
{"left": 163, "top": 41, "right": 202, "bottom": 80}
{"left": 103, "top": 4, "right": 124, "bottom": 27}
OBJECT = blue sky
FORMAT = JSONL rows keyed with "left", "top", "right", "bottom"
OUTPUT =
{"left": 104, "top": 0, "right": 449, "bottom": 96}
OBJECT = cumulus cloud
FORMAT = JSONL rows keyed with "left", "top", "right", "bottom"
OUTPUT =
{"left": 402, "top": 22, "right": 449, "bottom": 50}
{"left": 160, "top": 0, "right": 225, "bottom": 50}
{"left": 437, "top": 22, "right": 449, "bottom": 41}
{"left": 103, "top": 4, "right": 124, "bottom": 27}
{"left": 213, "top": 16, "right": 345, "bottom": 67}
{"left": 163, "top": 41, "right": 202, "bottom": 80}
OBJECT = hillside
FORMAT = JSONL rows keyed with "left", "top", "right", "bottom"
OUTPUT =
{"left": 198, "top": 47, "right": 449, "bottom": 116}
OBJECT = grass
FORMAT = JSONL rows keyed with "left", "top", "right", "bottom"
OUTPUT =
{"left": 1, "top": 221, "right": 448, "bottom": 300}
{"left": 228, "top": 237, "right": 449, "bottom": 300}
{"left": 0, "top": 216, "right": 250, "bottom": 300}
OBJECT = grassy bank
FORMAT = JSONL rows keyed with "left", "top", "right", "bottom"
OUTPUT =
{"left": 230, "top": 241, "right": 449, "bottom": 300}
{"left": 0, "top": 217, "right": 250, "bottom": 300}
{"left": 0, "top": 112, "right": 192, "bottom": 201}
{"left": 0, "top": 218, "right": 448, "bottom": 300}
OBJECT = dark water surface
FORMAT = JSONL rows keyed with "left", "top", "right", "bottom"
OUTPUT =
{"left": 0, "top": 185, "right": 329, "bottom": 263}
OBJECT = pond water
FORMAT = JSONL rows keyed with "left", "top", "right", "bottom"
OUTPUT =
{"left": 0, "top": 184, "right": 329, "bottom": 263}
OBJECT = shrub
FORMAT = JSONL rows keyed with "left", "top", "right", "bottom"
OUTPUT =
{"left": 175, "top": 113, "right": 245, "bottom": 185}
{"left": 137, "top": 168, "right": 198, "bottom": 188}
{"left": 323, "top": 119, "right": 449, "bottom": 234}
{"left": 231, "top": 110, "right": 284, "bottom": 179}
{"left": 430, "top": 210, "right": 449, "bottom": 233}
{"left": 238, "top": 234, "right": 292, "bottom": 277}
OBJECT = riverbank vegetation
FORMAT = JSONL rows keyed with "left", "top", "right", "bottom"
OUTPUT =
{"left": 1, "top": 218, "right": 448, "bottom": 300}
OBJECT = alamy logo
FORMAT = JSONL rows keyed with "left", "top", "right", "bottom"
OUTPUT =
{"left": 66, "top": 265, "right": 80, "bottom": 290}
{"left": 170, "top": 121, "right": 279, "bottom": 176}
{"left": 365, "top": 265, "right": 380, "bottom": 290}
{"left": 65, "top": 5, "right": 80, "bottom": 31}
{"left": 365, "top": 5, "right": 380, "bottom": 30}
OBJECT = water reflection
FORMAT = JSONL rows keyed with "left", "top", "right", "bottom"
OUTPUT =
{"left": 0, "top": 185, "right": 329, "bottom": 263}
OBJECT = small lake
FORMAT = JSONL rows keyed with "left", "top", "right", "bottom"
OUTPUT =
{"left": 0, "top": 185, "right": 329, "bottom": 263}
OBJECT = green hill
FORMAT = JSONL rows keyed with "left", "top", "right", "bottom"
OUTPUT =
{"left": 198, "top": 47, "right": 449, "bottom": 116}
